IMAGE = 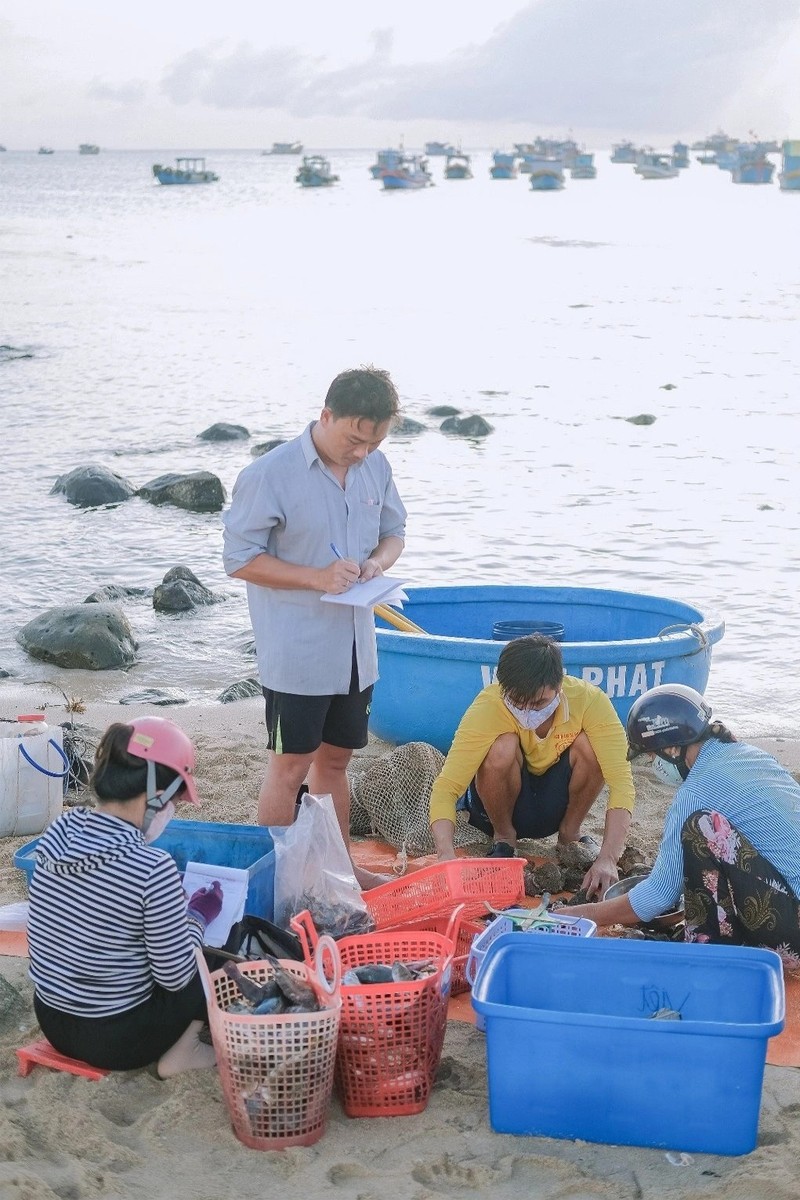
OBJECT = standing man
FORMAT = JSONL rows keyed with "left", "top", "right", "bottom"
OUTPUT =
{"left": 222, "top": 367, "right": 406, "bottom": 889}
{"left": 429, "top": 634, "right": 634, "bottom": 899}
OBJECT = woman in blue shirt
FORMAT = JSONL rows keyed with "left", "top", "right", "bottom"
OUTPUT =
{"left": 568, "top": 685, "right": 800, "bottom": 963}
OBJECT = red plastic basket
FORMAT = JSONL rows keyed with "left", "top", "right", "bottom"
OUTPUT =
{"left": 292, "top": 911, "right": 454, "bottom": 1117}
{"left": 365, "top": 857, "right": 525, "bottom": 926}
{"left": 380, "top": 912, "right": 484, "bottom": 995}
{"left": 197, "top": 942, "right": 341, "bottom": 1150}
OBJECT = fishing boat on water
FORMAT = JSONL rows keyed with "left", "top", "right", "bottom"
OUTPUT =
{"left": 528, "top": 157, "right": 565, "bottom": 190}
{"left": 38, "top": 147, "right": 54, "bottom": 155}
{"left": 672, "top": 142, "right": 690, "bottom": 168}
{"left": 610, "top": 141, "right": 638, "bottom": 164}
{"left": 424, "top": 141, "right": 456, "bottom": 157}
{"left": 264, "top": 141, "right": 302, "bottom": 155}
{"left": 444, "top": 152, "right": 472, "bottom": 180}
{"left": 570, "top": 152, "right": 597, "bottom": 179}
{"left": 368, "top": 147, "right": 404, "bottom": 179}
{"left": 380, "top": 154, "right": 433, "bottom": 190}
{"left": 490, "top": 152, "right": 517, "bottom": 180}
{"left": 79, "top": 143, "right": 100, "bottom": 155}
{"left": 779, "top": 140, "right": 800, "bottom": 192}
{"left": 152, "top": 157, "right": 219, "bottom": 185}
{"left": 634, "top": 151, "right": 679, "bottom": 179}
{"left": 731, "top": 145, "right": 775, "bottom": 185}
{"left": 295, "top": 155, "right": 339, "bottom": 187}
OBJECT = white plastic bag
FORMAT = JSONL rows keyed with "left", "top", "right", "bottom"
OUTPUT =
{"left": 272, "top": 793, "right": 374, "bottom": 938}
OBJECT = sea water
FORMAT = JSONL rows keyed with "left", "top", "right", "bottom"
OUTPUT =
{"left": 0, "top": 149, "right": 797, "bottom": 735}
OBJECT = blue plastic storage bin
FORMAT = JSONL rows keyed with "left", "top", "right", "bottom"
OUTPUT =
{"left": 14, "top": 819, "right": 276, "bottom": 921}
{"left": 471, "top": 934, "right": 784, "bottom": 1155}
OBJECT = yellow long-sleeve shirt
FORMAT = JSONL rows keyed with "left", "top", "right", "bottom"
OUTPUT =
{"left": 429, "top": 676, "right": 635, "bottom": 826}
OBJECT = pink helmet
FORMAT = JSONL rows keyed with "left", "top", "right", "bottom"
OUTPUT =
{"left": 126, "top": 716, "right": 199, "bottom": 805}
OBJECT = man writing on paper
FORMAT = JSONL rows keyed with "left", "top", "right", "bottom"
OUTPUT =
{"left": 222, "top": 367, "right": 406, "bottom": 888}
{"left": 429, "top": 634, "right": 634, "bottom": 899}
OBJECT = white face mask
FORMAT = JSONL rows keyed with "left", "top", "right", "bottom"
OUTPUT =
{"left": 504, "top": 692, "right": 561, "bottom": 731}
{"left": 650, "top": 756, "right": 684, "bottom": 788}
{"left": 142, "top": 799, "right": 175, "bottom": 844}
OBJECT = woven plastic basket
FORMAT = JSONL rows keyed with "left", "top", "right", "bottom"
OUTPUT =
{"left": 292, "top": 911, "right": 454, "bottom": 1117}
{"left": 365, "top": 858, "right": 525, "bottom": 926}
{"left": 197, "top": 941, "right": 341, "bottom": 1149}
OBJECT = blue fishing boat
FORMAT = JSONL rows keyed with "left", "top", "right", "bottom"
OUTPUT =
{"left": 37, "top": 147, "right": 54, "bottom": 155}
{"left": 610, "top": 141, "right": 638, "bottom": 163}
{"left": 380, "top": 154, "right": 432, "bottom": 190}
{"left": 779, "top": 140, "right": 800, "bottom": 191}
{"left": 295, "top": 155, "right": 339, "bottom": 187}
{"left": 570, "top": 152, "right": 597, "bottom": 179}
{"left": 672, "top": 142, "right": 689, "bottom": 168}
{"left": 528, "top": 157, "right": 565, "bottom": 190}
{"left": 731, "top": 145, "right": 775, "bottom": 185}
{"left": 370, "top": 585, "right": 725, "bottom": 753}
{"left": 152, "top": 157, "right": 219, "bottom": 185}
{"left": 79, "top": 143, "right": 100, "bottom": 155}
{"left": 634, "top": 151, "right": 679, "bottom": 179}
{"left": 444, "top": 152, "right": 472, "bottom": 180}
{"left": 490, "top": 152, "right": 517, "bottom": 180}
{"left": 264, "top": 141, "right": 302, "bottom": 155}
{"left": 425, "top": 141, "right": 456, "bottom": 157}
{"left": 369, "top": 147, "right": 403, "bottom": 179}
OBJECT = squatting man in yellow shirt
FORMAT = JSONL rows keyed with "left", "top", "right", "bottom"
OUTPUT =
{"left": 429, "top": 634, "right": 635, "bottom": 899}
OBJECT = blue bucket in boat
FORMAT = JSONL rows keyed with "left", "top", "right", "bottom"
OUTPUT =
{"left": 371, "top": 585, "right": 725, "bottom": 753}
{"left": 492, "top": 620, "right": 565, "bottom": 642}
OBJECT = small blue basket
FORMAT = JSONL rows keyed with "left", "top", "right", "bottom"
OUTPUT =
{"left": 14, "top": 819, "right": 276, "bottom": 921}
{"left": 472, "top": 934, "right": 785, "bottom": 1155}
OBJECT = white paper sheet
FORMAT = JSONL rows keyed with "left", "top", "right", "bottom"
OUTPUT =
{"left": 320, "top": 575, "right": 408, "bottom": 609}
{"left": 183, "top": 862, "right": 249, "bottom": 948}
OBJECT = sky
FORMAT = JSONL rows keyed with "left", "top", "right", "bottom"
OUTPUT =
{"left": 1, "top": 0, "right": 799, "bottom": 150}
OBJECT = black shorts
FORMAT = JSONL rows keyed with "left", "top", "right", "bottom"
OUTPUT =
{"left": 263, "top": 646, "right": 373, "bottom": 756}
{"left": 464, "top": 750, "right": 572, "bottom": 840}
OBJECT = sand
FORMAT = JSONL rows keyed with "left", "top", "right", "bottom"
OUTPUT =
{"left": 1, "top": 685, "right": 799, "bottom": 1200}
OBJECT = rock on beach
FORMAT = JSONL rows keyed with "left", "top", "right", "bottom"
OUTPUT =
{"left": 16, "top": 603, "right": 137, "bottom": 670}
{"left": 153, "top": 566, "right": 217, "bottom": 613}
{"left": 137, "top": 471, "right": 226, "bottom": 513}
{"left": 51, "top": 464, "right": 136, "bottom": 507}
{"left": 198, "top": 422, "right": 249, "bottom": 441}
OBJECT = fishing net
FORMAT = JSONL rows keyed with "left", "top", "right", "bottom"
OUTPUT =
{"left": 349, "top": 741, "right": 489, "bottom": 854}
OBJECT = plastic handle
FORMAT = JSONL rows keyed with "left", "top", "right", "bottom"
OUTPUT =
{"left": 17, "top": 738, "right": 70, "bottom": 779}
{"left": 656, "top": 622, "right": 710, "bottom": 655}
{"left": 289, "top": 909, "right": 318, "bottom": 962}
{"left": 314, "top": 934, "right": 341, "bottom": 999}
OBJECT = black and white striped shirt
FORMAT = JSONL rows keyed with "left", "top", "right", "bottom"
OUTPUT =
{"left": 28, "top": 807, "right": 204, "bottom": 1018}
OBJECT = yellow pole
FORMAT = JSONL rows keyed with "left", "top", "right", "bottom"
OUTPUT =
{"left": 374, "top": 604, "right": 427, "bottom": 635}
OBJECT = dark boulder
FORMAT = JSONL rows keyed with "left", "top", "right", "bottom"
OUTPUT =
{"left": 153, "top": 566, "right": 217, "bottom": 613}
{"left": 440, "top": 415, "right": 494, "bottom": 437}
{"left": 17, "top": 604, "right": 137, "bottom": 670}
{"left": 84, "top": 584, "right": 151, "bottom": 604}
{"left": 51, "top": 464, "right": 136, "bottom": 508}
{"left": 625, "top": 413, "right": 657, "bottom": 426}
{"left": 0, "top": 667, "right": 13, "bottom": 679}
{"left": 198, "top": 422, "right": 250, "bottom": 441}
{"left": 119, "top": 687, "right": 189, "bottom": 706}
{"left": 426, "top": 405, "right": 460, "bottom": 418}
{"left": 251, "top": 439, "right": 286, "bottom": 458}
{"left": 138, "top": 471, "right": 226, "bottom": 513}
{"left": 392, "top": 417, "right": 426, "bottom": 436}
{"left": 218, "top": 678, "right": 262, "bottom": 703}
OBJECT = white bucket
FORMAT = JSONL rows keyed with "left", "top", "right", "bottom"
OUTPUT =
{"left": 0, "top": 728, "right": 68, "bottom": 837}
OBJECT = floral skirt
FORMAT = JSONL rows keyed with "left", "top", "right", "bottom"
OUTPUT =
{"left": 681, "top": 809, "right": 800, "bottom": 966}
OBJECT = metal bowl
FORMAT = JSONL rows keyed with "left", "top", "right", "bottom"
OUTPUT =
{"left": 603, "top": 874, "right": 685, "bottom": 928}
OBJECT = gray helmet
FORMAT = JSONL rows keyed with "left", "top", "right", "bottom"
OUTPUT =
{"left": 626, "top": 684, "right": 712, "bottom": 760}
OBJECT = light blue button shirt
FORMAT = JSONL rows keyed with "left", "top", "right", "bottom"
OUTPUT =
{"left": 222, "top": 422, "right": 406, "bottom": 695}
{"left": 629, "top": 739, "right": 800, "bottom": 921}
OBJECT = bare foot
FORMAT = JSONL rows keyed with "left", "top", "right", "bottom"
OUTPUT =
{"left": 354, "top": 864, "right": 393, "bottom": 890}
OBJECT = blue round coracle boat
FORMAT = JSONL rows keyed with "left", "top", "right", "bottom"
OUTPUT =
{"left": 371, "top": 586, "right": 725, "bottom": 753}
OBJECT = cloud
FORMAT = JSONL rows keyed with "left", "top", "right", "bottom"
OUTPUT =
{"left": 87, "top": 78, "right": 147, "bottom": 104}
{"left": 158, "top": 0, "right": 799, "bottom": 132}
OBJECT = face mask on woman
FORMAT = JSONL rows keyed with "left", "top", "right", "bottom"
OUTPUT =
{"left": 504, "top": 692, "right": 561, "bottom": 731}
{"left": 141, "top": 798, "right": 176, "bottom": 844}
{"left": 650, "top": 755, "right": 684, "bottom": 788}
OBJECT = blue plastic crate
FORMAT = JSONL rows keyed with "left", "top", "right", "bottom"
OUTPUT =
{"left": 472, "top": 934, "right": 784, "bottom": 1155}
{"left": 466, "top": 909, "right": 596, "bottom": 987}
{"left": 14, "top": 819, "right": 276, "bottom": 921}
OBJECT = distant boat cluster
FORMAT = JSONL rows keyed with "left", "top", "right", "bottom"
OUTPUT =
{"left": 611, "top": 131, "right": 797, "bottom": 189}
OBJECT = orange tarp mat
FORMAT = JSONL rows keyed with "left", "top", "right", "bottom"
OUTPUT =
{"left": 766, "top": 972, "right": 800, "bottom": 1067}
{"left": 0, "top": 930, "right": 27, "bottom": 957}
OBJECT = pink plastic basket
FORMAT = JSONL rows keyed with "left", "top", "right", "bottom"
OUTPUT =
{"left": 380, "top": 911, "right": 484, "bottom": 995}
{"left": 197, "top": 941, "right": 341, "bottom": 1150}
{"left": 365, "top": 858, "right": 525, "bottom": 926}
{"left": 292, "top": 911, "right": 455, "bottom": 1117}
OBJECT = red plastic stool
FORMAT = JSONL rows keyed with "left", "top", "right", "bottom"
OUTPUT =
{"left": 16, "top": 1038, "right": 109, "bottom": 1081}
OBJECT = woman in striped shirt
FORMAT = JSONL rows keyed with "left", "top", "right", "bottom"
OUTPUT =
{"left": 567, "top": 684, "right": 800, "bottom": 963}
{"left": 28, "top": 716, "right": 224, "bottom": 1077}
